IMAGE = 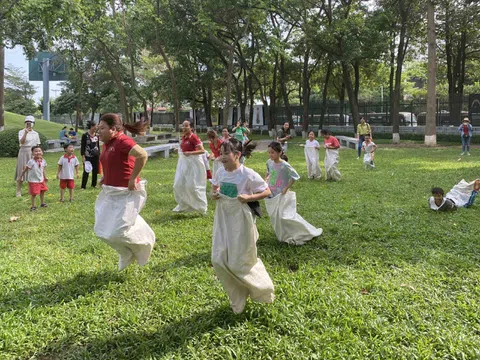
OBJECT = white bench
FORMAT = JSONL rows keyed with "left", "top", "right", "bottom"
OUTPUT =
{"left": 144, "top": 143, "right": 179, "bottom": 159}
{"left": 336, "top": 135, "right": 358, "bottom": 149}
{"left": 47, "top": 139, "right": 77, "bottom": 149}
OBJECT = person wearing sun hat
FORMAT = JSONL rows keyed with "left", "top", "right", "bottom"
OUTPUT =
{"left": 458, "top": 117, "right": 473, "bottom": 156}
{"left": 15, "top": 115, "right": 41, "bottom": 197}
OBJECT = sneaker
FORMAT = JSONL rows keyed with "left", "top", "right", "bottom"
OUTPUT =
{"left": 40, "top": 203, "right": 48, "bottom": 208}
{"left": 30, "top": 206, "right": 37, "bottom": 211}
{"left": 461, "top": 152, "right": 465, "bottom": 155}
{"left": 357, "top": 157, "right": 360, "bottom": 160}
{"left": 467, "top": 152, "right": 471, "bottom": 156}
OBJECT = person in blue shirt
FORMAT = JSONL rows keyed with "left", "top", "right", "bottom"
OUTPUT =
{"left": 59, "top": 126, "right": 70, "bottom": 144}
{"left": 68, "top": 127, "right": 77, "bottom": 141}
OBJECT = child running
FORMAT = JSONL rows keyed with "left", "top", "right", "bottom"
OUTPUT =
{"left": 207, "top": 129, "right": 223, "bottom": 176}
{"left": 56, "top": 143, "right": 80, "bottom": 202}
{"left": 362, "top": 134, "right": 377, "bottom": 169}
{"left": 265, "top": 142, "right": 322, "bottom": 245}
{"left": 320, "top": 129, "right": 341, "bottom": 181}
{"left": 304, "top": 130, "right": 322, "bottom": 179}
{"left": 211, "top": 138, "right": 274, "bottom": 313}
{"left": 17, "top": 145, "right": 48, "bottom": 211}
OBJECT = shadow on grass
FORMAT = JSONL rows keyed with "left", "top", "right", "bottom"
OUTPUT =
{"left": 0, "top": 270, "right": 124, "bottom": 312}
{"left": 150, "top": 251, "right": 211, "bottom": 272}
{"left": 33, "top": 305, "right": 242, "bottom": 359}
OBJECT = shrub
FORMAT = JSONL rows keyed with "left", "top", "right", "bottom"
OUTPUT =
{"left": 0, "top": 129, "right": 48, "bottom": 157}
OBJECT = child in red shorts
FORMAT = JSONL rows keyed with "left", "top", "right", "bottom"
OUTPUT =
{"left": 56, "top": 143, "right": 80, "bottom": 202}
{"left": 17, "top": 145, "right": 48, "bottom": 211}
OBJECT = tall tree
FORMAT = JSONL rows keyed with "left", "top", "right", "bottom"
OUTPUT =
{"left": 425, "top": 0, "right": 437, "bottom": 146}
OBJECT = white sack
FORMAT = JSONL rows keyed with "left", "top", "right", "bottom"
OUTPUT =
{"left": 173, "top": 153, "right": 208, "bottom": 214}
{"left": 94, "top": 180, "right": 155, "bottom": 271}
{"left": 265, "top": 191, "right": 322, "bottom": 245}
{"left": 446, "top": 179, "right": 475, "bottom": 207}
{"left": 363, "top": 153, "right": 375, "bottom": 169}
{"left": 325, "top": 149, "right": 341, "bottom": 181}
{"left": 304, "top": 147, "right": 322, "bottom": 179}
{"left": 212, "top": 195, "right": 274, "bottom": 313}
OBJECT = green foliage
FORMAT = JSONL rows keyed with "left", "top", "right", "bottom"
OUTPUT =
{"left": 3, "top": 65, "right": 38, "bottom": 115}
{"left": 1, "top": 143, "right": 480, "bottom": 358}
{"left": 0, "top": 128, "right": 47, "bottom": 157}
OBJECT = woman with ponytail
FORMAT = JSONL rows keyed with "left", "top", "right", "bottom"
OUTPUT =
{"left": 94, "top": 113, "right": 155, "bottom": 271}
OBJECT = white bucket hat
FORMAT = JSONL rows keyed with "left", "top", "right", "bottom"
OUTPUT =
{"left": 84, "top": 161, "right": 93, "bottom": 173}
{"left": 25, "top": 115, "right": 35, "bottom": 123}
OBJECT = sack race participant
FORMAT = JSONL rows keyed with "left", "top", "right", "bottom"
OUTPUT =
{"left": 232, "top": 121, "right": 249, "bottom": 143}
{"left": 207, "top": 130, "right": 224, "bottom": 177}
{"left": 362, "top": 134, "right": 377, "bottom": 170}
{"left": 211, "top": 138, "right": 274, "bottom": 313}
{"left": 304, "top": 130, "right": 322, "bottom": 179}
{"left": 356, "top": 117, "right": 372, "bottom": 159}
{"left": 265, "top": 142, "right": 322, "bottom": 245}
{"left": 173, "top": 120, "right": 207, "bottom": 214}
{"left": 15, "top": 115, "right": 41, "bottom": 197}
{"left": 429, "top": 180, "right": 480, "bottom": 211}
{"left": 94, "top": 114, "right": 155, "bottom": 271}
{"left": 321, "top": 129, "right": 341, "bottom": 181}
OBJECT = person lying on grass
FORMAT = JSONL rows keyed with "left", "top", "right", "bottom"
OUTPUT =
{"left": 429, "top": 180, "right": 480, "bottom": 211}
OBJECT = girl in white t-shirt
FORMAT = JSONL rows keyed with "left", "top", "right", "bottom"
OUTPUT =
{"left": 362, "top": 134, "right": 377, "bottom": 169}
{"left": 304, "top": 130, "right": 322, "bottom": 179}
{"left": 17, "top": 146, "right": 48, "bottom": 211}
{"left": 211, "top": 138, "right": 274, "bottom": 313}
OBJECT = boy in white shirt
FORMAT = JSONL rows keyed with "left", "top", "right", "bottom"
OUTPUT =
{"left": 56, "top": 144, "right": 80, "bottom": 202}
{"left": 17, "top": 146, "right": 48, "bottom": 210}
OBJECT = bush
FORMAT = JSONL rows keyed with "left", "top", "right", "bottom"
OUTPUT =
{"left": 0, "top": 129, "right": 48, "bottom": 157}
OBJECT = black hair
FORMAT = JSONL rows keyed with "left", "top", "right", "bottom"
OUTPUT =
{"left": 431, "top": 187, "right": 444, "bottom": 195}
{"left": 320, "top": 129, "right": 331, "bottom": 136}
{"left": 62, "top": 126, "right": 67, "bottom": 130}
{"left": 183, "top": 119, "right": 195, "bottom": 131}
{"left": 268, "top": 141, "right": 288, "bottom": 161}
{"left": 365, "top": 133, "right": 371, "bottom": 137}
{"left": 221, "top": 138, "right": 256, "bottom": 158}
{"left": 86, "top": 121, "right": 96, "bottom": 130}
{"left": 63, "top": 143, "right": 74, "bottom": 150}
{"left": 308, "top": 130, "right": 315, "bottom": 136}
{"left": 69, "top": 127, "right": 74, "bottom": 130}
{"left": 31, "top": 145, "right": 42, "bottom": 152}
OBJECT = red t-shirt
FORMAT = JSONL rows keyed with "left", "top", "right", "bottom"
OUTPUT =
{"left": 324, "top": 136, "right": 340, "bottom": 148}
{"left": 463, "top": 125, "right": 469, "bottom": 135}
{"left": 209, "top": 139, "right": 223, "bottom": 158}
{"left": 100, "top": 133, "right": 137, "bottom": 187}
{"left": 181, "top": 133, "right": 202, "bottom": 152}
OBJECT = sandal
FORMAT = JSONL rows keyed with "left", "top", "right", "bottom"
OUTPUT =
{"left": 30, "top": 206, "right": 37, "bottom": 211}
{"left": 40, "top": 203, "right": 48, "bottom": 208}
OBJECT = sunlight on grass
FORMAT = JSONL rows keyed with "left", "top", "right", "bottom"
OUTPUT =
{"left": 1, "top": 144, "right": 480, "bottom": 359}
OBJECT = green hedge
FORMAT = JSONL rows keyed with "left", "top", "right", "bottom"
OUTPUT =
{"left": 0, "top": 129, "right": 48, "bottom": 157}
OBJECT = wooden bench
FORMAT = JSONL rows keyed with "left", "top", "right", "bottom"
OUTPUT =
{"left": 336, "top": 135, "right": 357, "bottom": 149}
{"left": 144, "top": 143, "right": 179, "bottom": 159}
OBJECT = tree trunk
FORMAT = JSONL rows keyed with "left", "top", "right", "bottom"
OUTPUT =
{"left": 269, "top": 55, "right": 279, "bottom": 130}
{"left": 342, "top": 62, "right": 360, "bottom": 129}
{"left": 279, "top": 56, "right": 293, "bottom": 127}
{"left": 0, "top": 44, "right": 4, "bottom": 131}
{"left": 425, "top": 0, "right": 437, "bottom": 146}
{"left": 75, "top": 101, "right": 81, "bottom": 132}
{"left": 302, "top": 47, "right": 310, "bottom": 133}
{"left": 248, "top": 74, "right": 254, "bottom": 127}
{"left": 339, "top": 82, "right": 345, "bottom": 127}
{"left": 223, "top": 46, "right": 234, "bottom": 127}
{"left": 156, "top": 0, "right": 180, "bottom": 131}
{"left": 202, "top": 85, "right": 213, "bottom": 127}
{"left": 319, "top": 62, "right": 332, "bottom": 129}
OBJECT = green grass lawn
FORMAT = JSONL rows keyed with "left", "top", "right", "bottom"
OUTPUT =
{"left": 4, "top": 112, "right": 83, "bottom": 140}
{"left": 1, "top": 143, "right": 480, "bottom": 359}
